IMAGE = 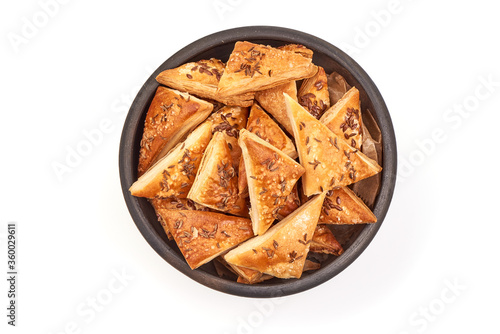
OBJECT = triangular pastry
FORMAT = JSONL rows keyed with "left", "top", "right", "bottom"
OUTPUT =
{"left": 187, "top": 132, "right": 247, "bottom": 217}
{"left": 156, "top": 58, "right": 254, "bottom": 107}
{"left": 254, "top": 81, "right": 297, "bottom": 134}
{"left": 224, "top": 193, "right": 326, "bottom": 279}
{"left": 158, "top": 209, "right": 254, "bottom": 269}
{"left": 275, "top": 184, "right": 301, "bottom": 220}
{"left": 246, "top": 103, "right": 297, "bottom": 159}
{"left": 277, "top": 44, "right": 314, "bottom": 59}
{"left": 284, "top": 94, "right": 382, "bottom": 196}
{"left": 217, "top": 41, "right": 318, "bottom": 97}
{"left": 237, "top": 157, "right": 299, "bottom": 219}
{"left": 206, "top": 105, "right": 249, "bottom": 169}
{"left": 320, "top": 87, "right": 362, "bottom": 149}
{"left": 239, "top": 129, "right": 305, "bottom": 235}
{"left": 129, "top": 122, "right": 212, "bottom": 198}
{"left": 230, "top": 265, "right": 264, "bottom": 284}
{"left": 310, "top": 225, "right": 344, "bottom": 255}
{"left": 137, "top": 87, "right": 213, "bottom": 176}
{"left": 149, "top": 196, "right": 212, "bottom": 240}
{"left": 235, "top": 259, "right": 321, "bottom": 284}
{"left": 319, "top": 187, "right": 377, "bottom": 224}
{"left": 298, "top": 66, "right": 330, "bottom": 119}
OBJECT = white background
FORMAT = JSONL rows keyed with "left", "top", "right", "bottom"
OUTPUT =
{"left": 1, "top": 0, "right": 499, "bottom": 333}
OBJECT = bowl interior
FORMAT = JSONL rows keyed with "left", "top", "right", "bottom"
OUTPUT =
{"left": 119, "top": 26, "right": 396, "bottom": 298}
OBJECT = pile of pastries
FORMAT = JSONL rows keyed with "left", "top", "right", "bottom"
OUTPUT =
{"left": 129, "top": 41, "right": 382, "bottom": 284}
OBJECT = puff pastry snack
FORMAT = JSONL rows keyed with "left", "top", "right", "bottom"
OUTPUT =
{"left": 277, "top": 44, "right": 314, "bottom": 59}
{"left": 239, "top": 129, "right": 305, "bottom": 235}
{"left": 156, "top": 58, "right": 254, "bottom": 107}
{"left": 254, "top": 81, "right": 298, "bottom": 134}
{"left": 224, "top": 193, "right": 326, "bottom": 279}
{"left": 188, "top": 132, "right": 247, "bottom": 217}
{"left": 206, "top": 105, "right": 249, "bottom": 169}
{"left": 130, "top": 122, "right": 213, "bottom": 198}
{"left": 246, "top": 102, "right": 297, "bottom": 159}
{"left": 158, "top": 209, "right": 254, "bottom": 269}
{"left": 150, "top": 196, "right": 212, "bottom": 240}
{"left": 137, "top": 87, "right": 213, "bottom": 176}
{"left": 310, "top": 225, "right": 344, "bottom": 255}
{"left": 284, "top": 93, "right": 381, "bottom": 196}
{"left": 128, "top": 41, "right": 385, "bottom": 282}
{"left": 217, "top": 41, "right": 318, "bottom": 97}
{"left": 319, "top": 187, "right": 377, "bottom": 224}
{"left": 298, "top": 66, "right": 330, "bottom": 119}
{"left": 320, "top": 87, "right": 362, "bottom": 149}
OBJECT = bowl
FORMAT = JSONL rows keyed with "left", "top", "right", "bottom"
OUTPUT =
{"left": 119, "top": 26, "right": 397, "bottom": 298}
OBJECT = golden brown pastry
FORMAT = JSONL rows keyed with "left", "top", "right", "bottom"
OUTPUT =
{"left": 276, "top": 184, "right": 301, "bottom": 220}
{"left": 239, "top": 129, "right": 305, "bottom": 235}
{"left": 277, "top": 44, "right": 314, "bottom": 59}
{"left": 237, "top": 274, "right": 274, "bottom": 285}
{"left": 254, "top": 81, "right": 297, "bottom": 134}
{"left": 129, "top": 122, "right": 213, "bottom": 198}
{"left": 156, "top": 58, "right": 254, "bottom": 107}
{"left": 320, "top": 87, "right": 362, "bottom": 149}
{"left": 217, "top": 41, "right": 318, "bottom": 97}
{"left": 246, "top": 102, "right": 297, "bottom": 159}
{"left": 284, "top": 94, "right": 382, "bottom": 196}
{"left": 319, "top": 187, "right": 377, "bottom": 224}
{"left": 298, "top": 66, "right": 330, "bottom": 119}
{"left": 149, "top": 196, "right": 212, "bottom": 240}
{"left": 158, "top": 209, "right": 254, "bottom": 269}
{"left": 235, "top": 259, "right": 321, "bottom": 284}
{"left": 206, "top": 105, "right": 249, "bottom": 169}
{"left": 303, "top": 259, "right": 321, "bottom": 271}
{"left": 224, "top": 193, "right": 326, "bottom": 279}
{"left": 137, "top": 87, "right": 213, "bottom": 176}
{"left": 230, "top": 265, "right": 264, "bottom": 284}
{"left": 187, "top": 132, "right": 247, "bottom": 217}
{"left": 310, "top": 225, "right": 344, "bottom": 255}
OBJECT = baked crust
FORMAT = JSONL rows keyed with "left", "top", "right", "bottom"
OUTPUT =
{"left": 224, "top": 193, "right": 326, "bottom": 279}
{"left": 149, "top": 196, "right": 213, "bottom": 240}
{"left": 158, "top": 209, "right": 254, "bottom": 269}
{"left": 156, "top": 58, "right": 255, "bottom": 107}
{"left": 284, "top": 94, "right": 382, "bottom": 196}
{"left": 230, "top": 264, "right": 264, "bottom": 284}
{"left": 319, "top": 187, "right": 377, "bottom": 224}
{"left": 254, "top": 81, "right": 297, "bottom": 134}
{"left": 310, "top": 225, "right": 344, "bottom": 255}
{"left": 276, "top": 184, "right": 301, "bottom": 220}
{"left": 277, "top": 44, "right": 314, "bottom": 59}
{"left": 137, "top": 87, "right": 213, "bottom": 176}
{"left": 206, "top": 105, "right": 249, "bottom": 169}
{"left": 187, "top": 132, "right": 248, "bottom": 217}
{"left": 320, "top": 87, "right": 362, "bottom": 149}
{"left": 217, "top": 41, "right": 318, "bottom": 97}
{"left": 239, "top": 129, "right": 305, "bottom": 235}
{"left": 298, "top": 66, "right": 330, "bottom": 119}
{"left": 246, "top": 102, "right": 297, "bottom": 159}
{"left": 129, "top": 122, "right": 213, "bottom": 198}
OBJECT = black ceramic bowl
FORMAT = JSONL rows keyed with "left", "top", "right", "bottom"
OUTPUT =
{"left": 119, "top": 26, "right": 397, "bottom": 298}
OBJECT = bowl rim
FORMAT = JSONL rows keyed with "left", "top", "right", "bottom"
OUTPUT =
{"left": 119, "top": 25, "right": 397, "bottom": 298}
